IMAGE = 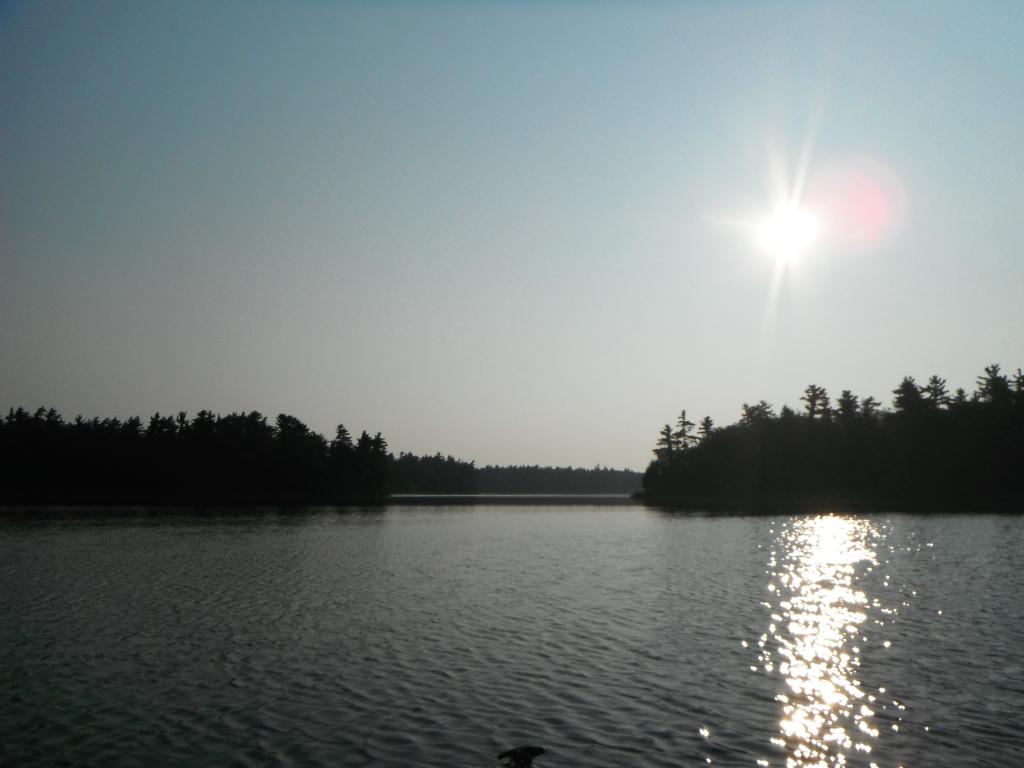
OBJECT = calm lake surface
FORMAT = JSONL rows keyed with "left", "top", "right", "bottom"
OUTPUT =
{"left": 2, "top": 505, "right": 1022, "bottom": 767}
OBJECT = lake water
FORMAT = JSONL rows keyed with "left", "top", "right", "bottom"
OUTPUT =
{"left": 2, "top": 506, "right": 1022, "bottom": 767}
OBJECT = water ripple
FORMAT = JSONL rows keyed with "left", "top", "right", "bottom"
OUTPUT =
{"left": 1, "top": 508, "right": 1022, "bottom": 767}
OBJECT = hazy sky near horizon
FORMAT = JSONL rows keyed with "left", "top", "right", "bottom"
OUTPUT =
{"left": 2, "top": 1, "right": 1022, "bottom": 470}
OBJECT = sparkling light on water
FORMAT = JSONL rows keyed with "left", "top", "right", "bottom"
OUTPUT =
{"left": 762, "top": 516, "right": 882, "bottom": 767}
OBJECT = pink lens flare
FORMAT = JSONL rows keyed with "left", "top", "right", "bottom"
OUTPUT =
{"left": 807, "top": 158, "right": 907, "bottom": 249}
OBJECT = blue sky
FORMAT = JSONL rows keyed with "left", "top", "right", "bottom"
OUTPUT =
{"left": 2, "top": 1, "right": 1022, "bottom": 469}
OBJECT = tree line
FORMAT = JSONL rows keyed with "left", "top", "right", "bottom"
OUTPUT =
{"left": 643, "top": 364, "right": 1024, "bottom": 510}
{"left": 387, "top": 454, "right": 640, "bottom": 494}
{"left": 0, "top": 409, "right": 388, "bottom": 504}
{"left": 0, "top": 408, "right": 642, "bottom": 503}
{"left": 476, "top": 465, "right": 640, "bottom": 494}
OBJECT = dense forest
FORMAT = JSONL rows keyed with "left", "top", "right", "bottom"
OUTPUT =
{"left": 387, "top": 454, "right": 640, "bottom": 494}
{"left": 0, "top": 409, "right": 641, "bottom": 504}
{"left": 642, "top": 364, "right": 1024, "bottom": 510}
{"left": 0, "top": 409, "right": 389, "bottom": 504}
{"left": 476, "top": 464, "right": 640, "bottom": 494}
{"left": 388, "top": 452, "right": 477, "bottom": 494}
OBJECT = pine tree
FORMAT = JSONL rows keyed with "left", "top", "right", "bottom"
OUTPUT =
{"left": 892, "top": 377, "right": 923, "bottom": 412}
{"left": 836, "top": 390, "right": 859, "bottom": 420}
{"left": 976, "top": 364, "right": 1011, "bottom": 405}
{"left": 801, "top": 385, "right": 829, "bottom": 419}
{"left": 860, "top": 396, "right": 881, "bottom": 418}
{"left": 673, "top": 410, "right": 696, "bottom": 449}
{"left": 698, "top": 416, "right": 714, "bottom": 441}
{"left": 924, "top": 375, "right": 949, "bottom": 409}
{"left": 654, "top": 424, "right": 678, "bottom": 460}
{"left": 740, "top": 401, "right": 774, "bottom": 424}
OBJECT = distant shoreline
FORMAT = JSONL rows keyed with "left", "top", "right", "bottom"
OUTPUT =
{"left": 388, "top": 493, "right": 640, "bottom": 505}
{"left": 634, "top": 493, "right": 1024, "bottom": 514}
{"left": 2, "top": 495, "right": 1022, "bottom": 513}
{"left": 0, "top": 494, "right": 643, "bottom": 511}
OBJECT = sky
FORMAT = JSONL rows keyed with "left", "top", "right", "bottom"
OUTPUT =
{"left": 2, "top": 1, "right": 1022, "bottom": 470}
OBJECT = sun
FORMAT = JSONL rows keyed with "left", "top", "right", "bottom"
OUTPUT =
{"left": 756, "top": 202, "right": 821, "bottom": 261}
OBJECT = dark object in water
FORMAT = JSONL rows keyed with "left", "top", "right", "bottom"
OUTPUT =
{"left": 497, "top": 746, "right": 545, "bottom": 767}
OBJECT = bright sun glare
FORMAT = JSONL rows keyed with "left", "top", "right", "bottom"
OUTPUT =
{"left": 756, "top": 202, "right": 821, "bottom": 261}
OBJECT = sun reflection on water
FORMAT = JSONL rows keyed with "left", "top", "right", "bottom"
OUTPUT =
{"left": 762, "top": 515, "right": 883, "bottom": 767}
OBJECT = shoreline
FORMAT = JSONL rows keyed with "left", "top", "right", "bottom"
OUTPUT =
{"left": 633, "top": 492, "right": 1024, "bottom": 514}
{"left": 1, "top": 494, "right": 1022, "bottom": 513}
{"left": 0, "top": 493, "right": 641, "bottom": 511}
{"left": 388, "top": 493, "right": 639, "bottom": 505}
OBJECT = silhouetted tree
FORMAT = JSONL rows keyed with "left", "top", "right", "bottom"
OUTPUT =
{"left": 977, "top": 364, "right": 1012, "bottom": 405}
{"left": 332, "top": 424, "right": 353, "bottom": 450}
{"left": 698, "top": 416, "right": 714, "bottom": 441}
{"left": 836, "top": 390, "right": 859, "bottom": 421}
{"left": 950, "top": 388, "right": 969, "bottom": 409}
{"left": 801, "top": 385, "right": 829, "bottom": 419}
{"left": 892, "top": 377, "right": 923, "bottom": 413}
{"left": 642, "top": 363, "right": 1024, "bottom": 510}
{"left": 474, "top": 464, "right": 641, "bottom": 494}
{"left": 740, "top": 400, "right": 774, "bottom": 425}
{"left": 654, "top": 424, "right": 678, "bottom": 460}
{"left": 674, "top": 410, "right": 697, "bottom": 449}
{"left": 924, "top": 375, "right": 949, "bottom": 409}
{"left": 388, "top": 452, "right": 478, "bottom": 493}
{"left": 0, "top": 408, "right": 390, "bottom": 504}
